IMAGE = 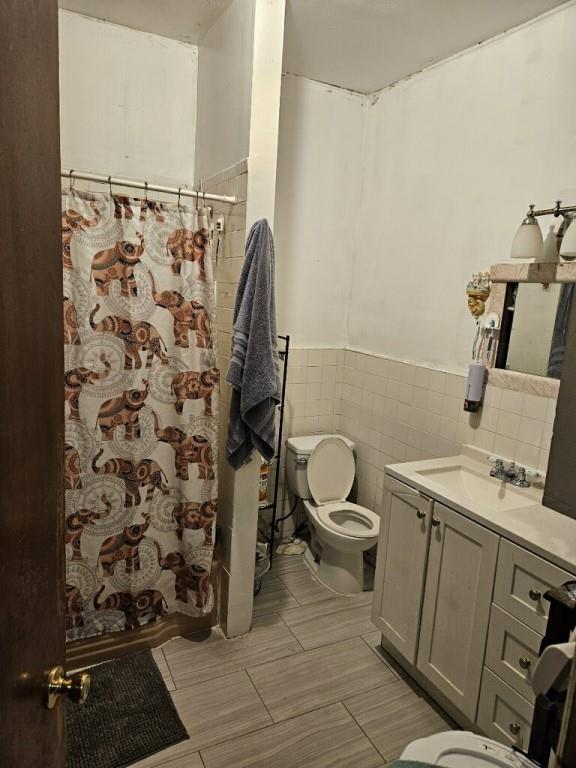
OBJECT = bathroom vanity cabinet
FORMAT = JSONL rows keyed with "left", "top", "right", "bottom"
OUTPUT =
{"left": 372, "top": 471, "right": 576, "bottom": 748}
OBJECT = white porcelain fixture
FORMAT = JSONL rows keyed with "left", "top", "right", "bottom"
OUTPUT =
{"left": 400, "top": 731, "right": 537, "bottom": 767}
{"left": 386, "top": 445, "right": 544, "bottom": 525}
{"left": 286, "top": 434, "right": 379, "bottom": 595}
{"left": 414, "top": 463, "right": 537, "bottom": 512}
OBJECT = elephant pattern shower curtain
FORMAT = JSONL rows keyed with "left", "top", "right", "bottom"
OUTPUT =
{"left": 63, "top": 189, "right": 218, "bottom": 641}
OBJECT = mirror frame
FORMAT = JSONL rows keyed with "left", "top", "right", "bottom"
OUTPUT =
{"left": 485, "top": 262, "right": 576, "bottom": 397}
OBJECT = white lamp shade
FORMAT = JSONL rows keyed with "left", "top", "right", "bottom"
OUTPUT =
{"left": 510, "top": 219, "right": 543, "bottom": 260}
{"left": 560, "top": 217, "right": 576, "bottom": 260}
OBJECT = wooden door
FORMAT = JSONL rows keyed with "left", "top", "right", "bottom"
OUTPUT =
{"left": 417, "top": 501, "right": 499, "bottom": 721}
{"left": 371, "top": 477, "right": 432, "bottom": 663}
{"left": 0, "top": 1, "right": 65, "bottom": 766}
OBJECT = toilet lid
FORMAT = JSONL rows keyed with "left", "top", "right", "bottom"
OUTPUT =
{"left": 400, "top": 731, "right": 537, "bottom": 767}
{"left": 307, "top": 437, "right": 355, "bottom": 505}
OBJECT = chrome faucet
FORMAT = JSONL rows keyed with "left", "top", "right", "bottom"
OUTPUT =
{"left": 490, "top": 459, "right": 530, "bottom": 487}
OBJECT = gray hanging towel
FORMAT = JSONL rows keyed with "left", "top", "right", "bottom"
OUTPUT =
{"left": 226, "top": 219, "right": 281, "bottom": 469}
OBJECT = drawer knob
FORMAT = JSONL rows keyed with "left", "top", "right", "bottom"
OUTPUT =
{"left": 519, "top": 657, "right": 531, "bottom": 670}
{"left": 509, "top": 722, "right": 521, "bottom": 736}
{"left": 529, "top": 589, "right": 542, "bottom": 602}
{"left": 416, "top": 509, "right": 426, "bottom": 519}
{"left": 431, "top": 517, "right": 441, "bottom": 527}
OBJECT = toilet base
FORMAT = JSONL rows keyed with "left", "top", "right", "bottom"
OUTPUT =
{"left": 304, "top": 537, "right": 365, "bottom": 595}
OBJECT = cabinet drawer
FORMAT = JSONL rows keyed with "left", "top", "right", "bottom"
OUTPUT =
{"left": 477, "top": 668, "right": 534, "bottom": 750}
{"left": 494, "top": 539, "right": 574, "bottom": 634}
{"left": 485, "top": 605, "right": 541, "bottom": 703}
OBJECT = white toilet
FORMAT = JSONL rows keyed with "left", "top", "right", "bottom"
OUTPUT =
{"left": 400, "top": 731, "right": 538, "bottom": 767}
{"left": 286, "top": 434, "right": 380, "bottom": 595}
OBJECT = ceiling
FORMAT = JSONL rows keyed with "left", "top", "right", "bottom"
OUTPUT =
{"left": 58, "top": 0, "right": 234, "bottom": 45}
{"left": 283, "top": 0, "right": 568, "bottom": 93}
{"left": 59, "top": 0, "right": 568, "bottom": 91}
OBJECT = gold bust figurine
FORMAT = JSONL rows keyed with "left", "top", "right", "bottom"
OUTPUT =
{"left": 466, "top": 272, "right": 491, "bottom": 317}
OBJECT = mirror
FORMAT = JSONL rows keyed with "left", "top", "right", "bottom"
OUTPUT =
{"left": 496, "top": 282, "right": 574, "bottom": 379}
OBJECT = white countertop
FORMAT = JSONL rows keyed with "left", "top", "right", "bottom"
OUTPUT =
{"left": 385, "top": 446, "right": 576, "bottom": 575}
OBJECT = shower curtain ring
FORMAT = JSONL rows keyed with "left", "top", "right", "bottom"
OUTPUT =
{"left": 107, "top": 175, "right": 113, "bottom": 195}
{"left": 177, "top": 187, "right": 182, "bottom": 207}
{"left": 144, "top": 180, "right": 149, "bottom": 201}
{"left": 69, "top": 169, "right": 75, "bottom": 192}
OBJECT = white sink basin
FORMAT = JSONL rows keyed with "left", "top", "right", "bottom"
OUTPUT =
{"left": 414, "top": 464, "right": 535, "bottom": 511}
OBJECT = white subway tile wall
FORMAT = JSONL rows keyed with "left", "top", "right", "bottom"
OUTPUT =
{"left": 275, "top": 348, "right": 556, "bottom": 538}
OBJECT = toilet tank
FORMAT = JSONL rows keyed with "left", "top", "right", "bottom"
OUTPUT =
{"left": 285, "top": 434, "right": 355, "bottom": 500}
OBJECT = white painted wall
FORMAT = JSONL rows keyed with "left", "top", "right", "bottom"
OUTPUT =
{"left": 348, "top": 3, "right": 576, "bottom": 372}
{"left": 275, "top": 75, "right": 365, "bottom": 346}
{"left": 59, "top": 10, "right": 198, "bottom": 185}
{"left": 221, "top": 0, "right": 287, "bottom": 640}
{"left": 194, "top": 0, "right": 255, "bottom": 182}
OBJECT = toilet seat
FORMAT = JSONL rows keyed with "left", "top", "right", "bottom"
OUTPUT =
{"left": 316, "top": 502, "right": 379, "bottom": 539}
{"left": 400, "top": 731, "right": 537, "bottom": 767}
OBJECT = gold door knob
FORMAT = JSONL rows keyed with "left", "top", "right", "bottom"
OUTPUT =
{"left": 46, "top": 666, "right": 90, "bottom": 709}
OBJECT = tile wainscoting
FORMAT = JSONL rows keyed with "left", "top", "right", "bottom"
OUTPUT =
{"left": 270, "top": 348, "right": 556, "bottom": 540}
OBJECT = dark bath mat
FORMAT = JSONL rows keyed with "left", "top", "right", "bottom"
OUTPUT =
{"left": 67, "top": 649, "right": 188, "bottom": 768}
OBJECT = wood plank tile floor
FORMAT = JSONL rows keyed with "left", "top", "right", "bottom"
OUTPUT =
{"left": 132, "top": 555, "right": 453, "bottom": 768}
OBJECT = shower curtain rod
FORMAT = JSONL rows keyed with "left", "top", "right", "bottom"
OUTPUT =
{"left": 61, "top": 169, "right": 239, "bottom": 205}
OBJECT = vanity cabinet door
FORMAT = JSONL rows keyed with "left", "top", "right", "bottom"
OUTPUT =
{"left": 371, "top": 477, "right": 432, "bottom": 664}
{"left": 416, "top": 501, "right": 499, "bottom": 721}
